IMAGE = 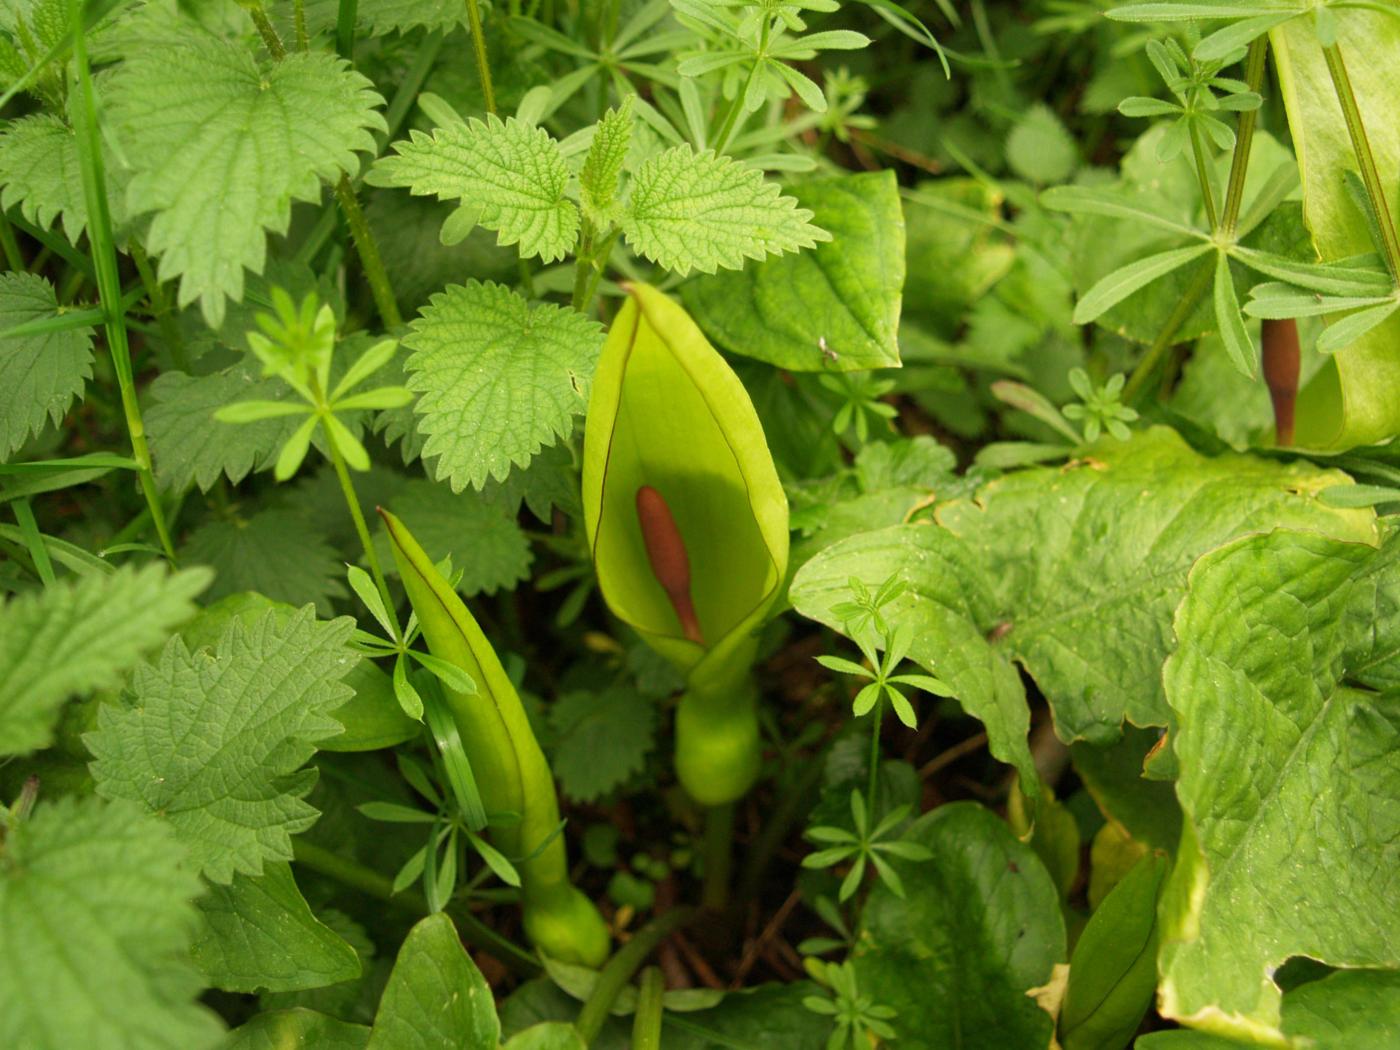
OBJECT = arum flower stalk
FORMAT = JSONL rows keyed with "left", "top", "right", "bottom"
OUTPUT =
{"left": 380, "top": 510, "right": 609, "bottom": 966}
{"left": 583, "top": 284, "right": 789, "bottom": 810}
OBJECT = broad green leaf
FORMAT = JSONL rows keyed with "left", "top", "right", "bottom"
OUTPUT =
{"left": 1273, "top": 10, "right": 1400, "bottom": 447}
{"left": 681, "top": 171, "right": 904, "bottom": 371}
{"left": 1071, "top": 727, "right": 1181, "bottom": 850}
{"left": 0, "top": 564, "right": 209, "bottom": 756}
{"left": 0, "top": 110, "right": 128, "bottom": 242}
{"left": 790, "top": 521, "right": 1041, "bottom": 796}
{"left": 371, "top": 115, "right": 578, "bottom": 262}
{"left": 182, "top": 508, "right": 346, "bottom": 616}
{"left": 621, "top": 144, "right": 829, "bottom": 275}
{"left": 1060, "top": 853, "right": 1168, "bottom": 1050}
{"left": 225, "top": 1009, "right": 370, "bottom": 1050}
{"left": 1006, "top": 103, "right": 1079, "bottom": 184}
{"left": 549, "top": 686, "right": 658, "bottom": 802}
{"left": 0, "top": 272, "right": 93, "bottom": 460}
{"left": 403, "top": 281, "right": 602, "bottom": 491}
{"left": 365, "top": 914, "right": 500, "bottom": 1050}
{"left": 373, "top": 478, "right": 531, "bottom": 596}
{"left": 934, "top": 426, "right": 1374, "bottom": 743}
{"left": 852, "top": 803, "right": 1066, "bottom": 1049}
{"left": 504, "top": 1022, "right": 588, "bottom": 1049}
{"left": 179, "top": 592, "right": 416, "bottom": 753}
{"left": 902, "top": 179, "right": 1015, "bottom": 334}
{"left": 0, "top": 797, "right": 225, "bottom": 1050}
{"left": 88, "top": 607, "right": 358, "bottom": 883}
{"left": 108, "top": 11, "right": 385, "bottom": 326}
{"left": 191, "top": 862, "right": 360, "bottom": 993}
{"left": 146, "top": 364, "right": 303, "bottom": 492}
{"left": 1159, "top": 530, "right": 1400, "bottom": 1040}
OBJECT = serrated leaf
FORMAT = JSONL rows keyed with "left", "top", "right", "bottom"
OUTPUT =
{"left": 682, "top": 171, "right": 903, "bottom": 371}
{"left": 182, "top": 509, "right": 347, "bottom": 616}
{"left": 0, "top": 797, "right": 225, "bottom": 1050}
{"left": 621, "top": 143, "right": 829, "bottom": 275}
{"left": 0, "top": 110, "right": 129, "bottom": 242}
{"left": 549, "top": 686, "right": 658, "bottom": 802}
{"left": 191, "top": 862, "right": 361, "bottom": 994}
{"left": 580, "top": 98, "right": 634, "bottom": 225}
{"left": 145, "top": 362, "right": 303, "bottom": 492}
{"left": 366, "top": 913, "right": 500, "bottom": 1050}
{"left": 0, "top": 272, "right": 93, "bottom": 460}
{"left": 403, "top": 280, "right": 602, "bottom": 490}
{"left": 371, "top": 115, "right": 578, "bottom": 262}
{"left": 0, "top": 564, "right": 210, "bottom": 756}
{"left": 108, "top": 12, "right": 385, "bottom": 326}
{"left": 374, "top": 478, "right": 531, "bottom": 596}
{"left": 1158, "top": 529, "right": 1400, "bottom": 1040}
{"left": 88, "top": 607, "right": 358, "bottom": 883}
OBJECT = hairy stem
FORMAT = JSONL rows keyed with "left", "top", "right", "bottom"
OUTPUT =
{"left": 465, "top": 0, "right": 497, "bottom": 116}
{"left": 69, "top": 0, "right": 177, "bottom": 563}
{"left": 866, "top": 694, "right": 882, "bottom": 814}
{"left": 334, "top": 175, "right": 403, "bottom": 329}
{"left": 294, "top": 0, "right": 309, "bottom": 51}
{"left": 336, "top": 0, "right": 358, "bottom": 60}
{"left": 1322, "top": 41, "right": 1400, "bottom": 280}
{"left": 576, "top": 908, "right": 696, "bottom": 1044}
{"left": 1221, "top": 36, "right": 1268, "bottom": 235}
{"left": 247, "top": 1, "right": 286, "bottom": 59}
{"left": 713, "top": 17, "right": 771, "bottom": 153}
{"left": 290, "top": 839, "right": 540, "bottom": 974}
{"left": 1188, "top": 119, "right": 1220, "bottom": 232}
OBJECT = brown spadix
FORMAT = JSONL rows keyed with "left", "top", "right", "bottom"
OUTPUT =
{"left": 635, "top": 484, "right": 705, "bottom": 645}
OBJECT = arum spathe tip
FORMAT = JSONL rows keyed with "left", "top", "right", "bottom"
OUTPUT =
{"left": 582, "top": 283, "right": 789, "bottom": 805}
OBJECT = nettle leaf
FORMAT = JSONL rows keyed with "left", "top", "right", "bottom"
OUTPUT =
{"left": 371, "top": 115, "right": 578, "bottom": 262}
{"left": 87, "top": 607, "right": 358, "bottom": 883}
{"left": 682, "top": 171, "right": 904, "bottom": 372}
{"left": 191, "top": 862, "right": 361, "bottom": 994}
{"left": 403, "top": 280, "right": 602, "bottom": 490}
{"left": 108, "top": 11, "right": 385, "bottom": 326}
{"left": 298, "top": 0, "right": 465, "bottom": 36}
{"left": 182, "top": 508, "right": 347, "bottom": 616}
{"left": 0, "top": 111, "right": 129, "bottom": 242}
{"left": 374, "top": 478, "right": 531, "bottom": 596}
{"left": 366, "top": 914, "right": 500, "bottom": 1050}
{"left": 1006, "top": 102, "right": 1079, "bottom": 184}
{"left": 580, "top": 98, "right": 634, "bottom": 226}
{"left": 549, "top": 686, "right": 658, "bottom": 802}
{"left": 853, "top": 803, "right": 1065, "bottom": 1050}
{"left": 621, "top": 144, "right": 829, "bottom": 275}
{"left": 0, "top": 564, "right": 210, "bottom": 756}
{"left": 0, "top": 272, "right": 94, "bottom": 460}
{"left": 146, "top": 362, "right": 303, "bottom": 492}
{"left": 1158, "top": 529, "right": 1400, "bottom": 1040}
{"left": 0, "top": 797, "right": 225, "bottom": 1050}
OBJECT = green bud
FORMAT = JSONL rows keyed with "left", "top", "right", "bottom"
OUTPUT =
{"left": 582, "top": 284, "right": 789, "bottom": 805}
{"left": 381, "top": 510, "right": 609, "bottom": 966}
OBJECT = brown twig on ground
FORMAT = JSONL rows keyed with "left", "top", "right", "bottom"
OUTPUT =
{"left": 672, "top": 929, "right": 725, "bottom": 989}
{"left": 731, "top": 889, "right": 802, "bottom": 988}
{"left": 917, "top": 731, "right": 988, "bottom": 780}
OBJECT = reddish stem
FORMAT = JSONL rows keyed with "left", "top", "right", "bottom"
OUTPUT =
{"left": 635, "top": 485, "right": 705, "bottom": 645}
{"left": 1261, "top": 318, "right": 1299, "bottom": 446}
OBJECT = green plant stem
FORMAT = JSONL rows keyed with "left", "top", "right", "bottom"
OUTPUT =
{"left": 866, "top": 695, "right": 882, "bottom": 812}
{"left": 334, "top": 175, "right": 403, "bottom": 329}
{"left": 571, "top": 225, "right": 619, "bottom": 313}
{"left": 247, "top": 1, "right": 287, "bottom": 59}
{"left": 465, "top": 0, "right": 497, "bottom": 116}
{"left": 1188, "top": 120, "right": 1220, "bottom": 232}
{"left": 713, "top": 24, "right": 769, "bottom": 154}
{"left": 12, "top": 498, "right": 54, "bottom": 585}
{"left": 129, "top": 243, "right": 188, "bottom": 371}
{"left": 1221, "top": 36, "right": 1268, "bottom": 235}
{"left": 69, "top": 0, "right": 177, "bottom": 564}
{"left": 290, "top": 838, "right": 541, "bottom": 975}
{"left": 576, "top": 908, "right": 696, "bottom": 1045}
{"left": 1122, "top": 260, "right": 1214, "bottom": 403}
{"left": 0, "top": 212, "right": 23, "bottom": 270}
{"left": 294, "top": 0, "right": 309, "bottom": 50}
{"left": 321, "top": 413, "right": 403, "bottom": 639}
{"left": 700, "top": 802, "right": 735, "bottom": 912}
{"left": 631, "top": 967, "right": 665, "bottom": 1050}
{"left": 1322, "top": 41, "right": 1400, "bottom": 280}
{"left": 336, "top": 0, "right": 358, "bottom": 60}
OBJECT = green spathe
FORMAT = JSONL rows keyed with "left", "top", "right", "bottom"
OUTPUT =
{"left": 381, "top": 511, "right": 608, "bottom": 967}
{"left": 582, "top": 283, "right": 789, "bottom": 805}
